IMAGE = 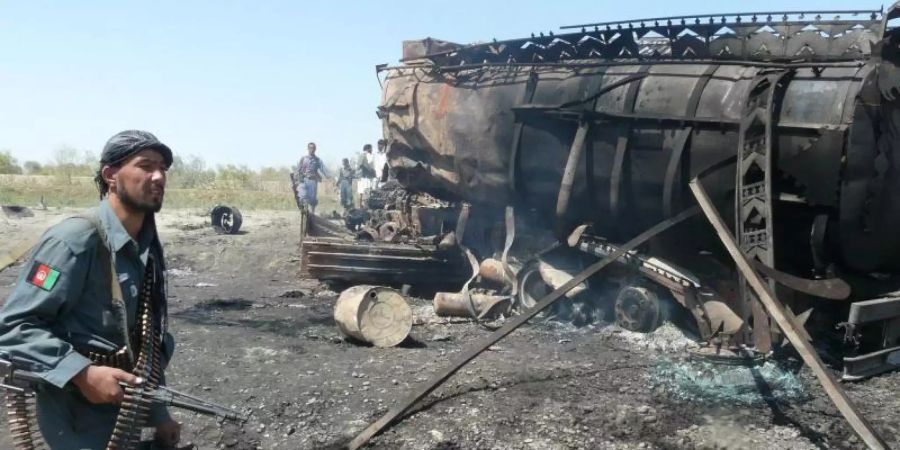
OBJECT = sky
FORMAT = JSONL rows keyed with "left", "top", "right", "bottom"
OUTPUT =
{"left": 0, "top": 0, "right": 879, "bottom": 169}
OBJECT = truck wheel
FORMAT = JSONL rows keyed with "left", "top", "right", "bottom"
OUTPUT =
{"left": 211, "top": 205, "right": 243, "bottom": 234}
{"left": 614, "top": 285, "right": 666, "bottom": 332}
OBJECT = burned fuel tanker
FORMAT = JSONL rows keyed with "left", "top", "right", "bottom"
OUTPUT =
{"left": 374, "top": 6, "right": 900, "bottom": 379}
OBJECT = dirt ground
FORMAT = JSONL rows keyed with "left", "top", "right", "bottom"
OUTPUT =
{"left": 0, "top": 206, "right": 898, "bottom": 450}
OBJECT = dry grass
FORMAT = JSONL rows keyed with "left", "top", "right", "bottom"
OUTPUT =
{"left": 0, "top": 175, "right": 340, "bottom": 212}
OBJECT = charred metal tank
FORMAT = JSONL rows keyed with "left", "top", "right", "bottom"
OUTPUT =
{"left": 378, "top": 7, "right": 900, "bottom": 377}
{"left": 381, "top": 8, "right": 900, "bottom": 274}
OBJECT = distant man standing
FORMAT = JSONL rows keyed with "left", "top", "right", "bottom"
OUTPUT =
{"left": 297, "top": 142, "right": 329, "bottom": 214}
{"left": 356, "top": 143, "right": 376, "bottom": 205}
{"left": 374, "top": 139, "right": 389, "bottom": 185}
{"left": 0, "top": 130, "right": 181, "bottom": 449}
{"left": 337, "top": 157, "right": 355, "bottom": 211}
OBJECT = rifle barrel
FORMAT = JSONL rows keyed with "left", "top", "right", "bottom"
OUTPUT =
{"left": 164, "top": 396, "right": 248, "bottom": 422}
{"left": 1, "top": 357, "right": 247, "bottom": 423}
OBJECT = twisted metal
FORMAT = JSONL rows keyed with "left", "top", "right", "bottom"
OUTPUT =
{"left": 406, "top": 9, "right": 885, "bottom": 66}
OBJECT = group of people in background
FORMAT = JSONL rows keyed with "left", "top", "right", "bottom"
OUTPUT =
{"left": 295, "top": 139, "right": 389, "bottom": 214}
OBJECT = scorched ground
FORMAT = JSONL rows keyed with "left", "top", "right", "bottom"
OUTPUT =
{"left": 0, "top": 208, "right": 897, "bottom": 449}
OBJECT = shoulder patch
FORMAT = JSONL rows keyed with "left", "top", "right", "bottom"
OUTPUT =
{"left": 27, "top": 261, "right": 61, "bottom": 291}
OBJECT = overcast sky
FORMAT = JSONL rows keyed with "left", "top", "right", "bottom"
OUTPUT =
{"left": 0, "top": 0, "right": 876, "bottom": 169}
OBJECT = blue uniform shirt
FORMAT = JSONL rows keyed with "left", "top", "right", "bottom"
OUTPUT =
{"left": 298, "top": 154, "right": 328, "bottom": 181}
{"left": 0, "top": 199, "right": 174, "bottom": 449}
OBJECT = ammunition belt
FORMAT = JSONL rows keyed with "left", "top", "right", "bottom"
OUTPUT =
{"left": 107, "top": 257, "right": 162, "bottom": 450}
{"left": 5, "top": 389, "right": 44, "bottom": 450}
{"left": 79, "top": 346, "right": 133, "bottom": 372}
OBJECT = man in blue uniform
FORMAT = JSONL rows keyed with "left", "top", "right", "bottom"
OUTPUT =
{"left": 0, "top": 130, "right": 182, "bottom": 448}
{"left": 296, "top": 141, "right": 329, "bottom": 214}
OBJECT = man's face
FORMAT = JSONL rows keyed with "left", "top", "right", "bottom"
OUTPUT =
{"left": 308, "top": 145, "right": 316, "bottom": 155}
{"left": 109, "top": 149, "right": 168, "bottom": 213}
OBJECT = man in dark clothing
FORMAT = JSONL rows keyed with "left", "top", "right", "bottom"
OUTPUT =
{"left": 337, "top": 157, "right": 356, "bottom": 211}
{"left": 356, "top": 143, "right": 376, "bottom": 205}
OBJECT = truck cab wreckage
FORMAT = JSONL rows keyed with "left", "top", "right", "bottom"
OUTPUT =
{"left": 296, "top": 6, "right": 900, "bottom": 448}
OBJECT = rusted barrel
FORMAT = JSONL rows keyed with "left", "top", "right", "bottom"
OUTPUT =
{"left": 478, "top": 258, "right": 513, "bottom": 289}
{"left": 433, "top": 292, "right": 510, "bottom": 319}
{"left": 538, "top": 260, "right": 586, "bottom": 298}
{"left": 334, "top": 285, "right": 412, "bottom": 347}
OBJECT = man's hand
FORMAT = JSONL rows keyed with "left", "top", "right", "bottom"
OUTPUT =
{"left": 71, "top": 365, "right": 142, "bottom": 405}
{"left": 155, "top": 419, "right": 182, "bottom": 447}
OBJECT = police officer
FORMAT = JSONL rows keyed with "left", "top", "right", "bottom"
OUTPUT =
{"left": 0, "top": 130, "right": 181, "bottom": 448}
{"left": 296, "top": 142, "right": 329, "bottom": 214}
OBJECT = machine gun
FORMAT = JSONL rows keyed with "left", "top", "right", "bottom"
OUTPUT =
{"left": 0, "top": 355, "right": 248, "bottom": 423}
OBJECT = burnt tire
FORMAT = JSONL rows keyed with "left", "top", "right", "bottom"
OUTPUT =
{"left": 614, "top": 285, "right": 666, "bottom": 332}
{"left": 211, "top": 205, "right": 243, "bottom": 234}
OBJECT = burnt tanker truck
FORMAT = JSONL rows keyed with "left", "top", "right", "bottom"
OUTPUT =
{"left": 371, "top": 6, "right": 900, "bottom": 379}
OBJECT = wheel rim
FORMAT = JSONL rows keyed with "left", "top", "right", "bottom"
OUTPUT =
{"left": 615, "top": 286, "right": 661, "bottom": 332}
{"left": 516, "top": 265, "right": 549, "bottom": 311}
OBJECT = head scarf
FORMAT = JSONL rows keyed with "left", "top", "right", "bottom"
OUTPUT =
{"left": 95, "top": 130, "right": 173, "bottom": 196}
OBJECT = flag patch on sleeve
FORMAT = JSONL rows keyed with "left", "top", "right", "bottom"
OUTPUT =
{"left": 27, "top": 262, "right": 61, "bottom": 291}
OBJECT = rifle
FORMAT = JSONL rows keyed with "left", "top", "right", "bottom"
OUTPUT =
{"left": 0, "top": 355, "right": 248, "bottom": 423}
